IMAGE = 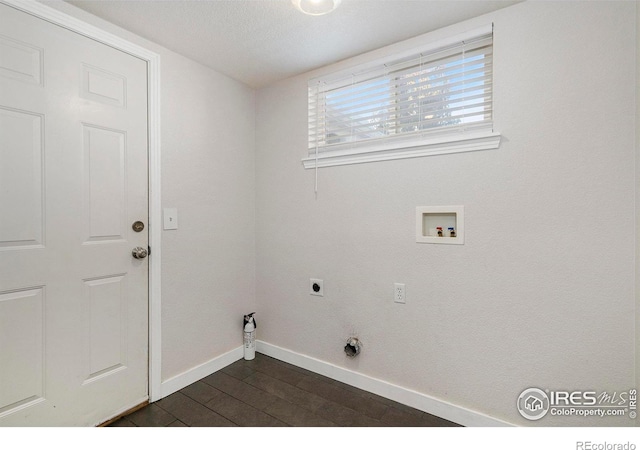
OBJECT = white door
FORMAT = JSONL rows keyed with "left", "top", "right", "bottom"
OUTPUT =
{"left": 0, "top": 3, "right": 149, "bottom": 426}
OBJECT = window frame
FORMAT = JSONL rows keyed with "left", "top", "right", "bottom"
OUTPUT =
{"left": 303, "top": 24, "right": 500, "bottom": 169}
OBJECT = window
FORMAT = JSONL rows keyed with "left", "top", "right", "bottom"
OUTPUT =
{"left": 304, "top": 25, "right": 500, "bottom": 168}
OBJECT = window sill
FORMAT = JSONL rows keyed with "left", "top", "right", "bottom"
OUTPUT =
{"left": 302, "top": 131, "right": 501, "bottom": 169}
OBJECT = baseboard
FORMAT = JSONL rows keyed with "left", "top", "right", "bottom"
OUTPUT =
{"left": 256, "top": 340, "right": 514, "bottom": 427}
{"left": 156, "top": 341, "right": 513, "bottom": 426}
{"left": 160, "top": 346, "right": 244, "bottom": 398}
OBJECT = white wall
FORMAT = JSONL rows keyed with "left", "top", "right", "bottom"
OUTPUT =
{"left": 255, "top": 1, "right": 637, "bottom": 426}
{"left": 159, "top": 51, "right": 256, "bottom": 380}
{"left": 40, "top": 1, "right": 256, "bottom": 383}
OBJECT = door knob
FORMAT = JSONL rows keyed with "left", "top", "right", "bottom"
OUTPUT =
{"left": 132, "top": 246, "right": 148, "bottom": 259}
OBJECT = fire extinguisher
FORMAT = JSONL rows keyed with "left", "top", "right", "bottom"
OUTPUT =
{"left": 243, "top": 312, "right": 256, "bottom": 360}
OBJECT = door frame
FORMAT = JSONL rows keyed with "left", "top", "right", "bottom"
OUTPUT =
{"left": 1, "top": 0, "right": 163, "bottom": 403}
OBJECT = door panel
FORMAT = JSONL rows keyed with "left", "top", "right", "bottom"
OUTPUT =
{"left": 81, "top": 63, "right": 127, "bottom": 108}
{"left": 0, "top": 3, "right": 149, "bottom": 426}
{"left": 0, "top": 287, "right": 45, "bottom": 416}
{"left": 82, "top": 274, "right": 127, "bottom": 383}
{"left": 0, "top": 34, "right": 43, "bottom": 86}
{"left": 82, "top": 124, "right": 127, "bottom": 243}
{"left": 0, "top": 107, "right": 43, "bottom": 248}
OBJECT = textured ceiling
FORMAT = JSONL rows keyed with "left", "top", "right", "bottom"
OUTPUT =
{"left": 64, "top": 0, "right": 520, "bottom": 88}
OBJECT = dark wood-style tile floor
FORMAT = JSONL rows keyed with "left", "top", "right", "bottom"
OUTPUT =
{"left": 109, "top": 353, "right": 460, "bottom": 427}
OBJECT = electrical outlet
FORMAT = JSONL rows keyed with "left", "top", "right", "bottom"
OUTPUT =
{"left": 310, "top": 278, "right": 323, "bottom": 296}
{"left": 394, "top": 283, "right": 405, "bottom": 304}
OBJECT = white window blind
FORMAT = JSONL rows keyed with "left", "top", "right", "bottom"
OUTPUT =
{"left": 306, "top": 26, "right": 498, "bottom": 168}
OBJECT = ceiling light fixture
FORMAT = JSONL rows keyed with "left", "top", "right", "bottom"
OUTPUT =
{"left": 292, "top": 0, "right": 342, "bottom": 16}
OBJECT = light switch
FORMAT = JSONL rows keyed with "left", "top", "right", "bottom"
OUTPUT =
{"left": 163, "top": 208, "right": 178, "bottom": 230}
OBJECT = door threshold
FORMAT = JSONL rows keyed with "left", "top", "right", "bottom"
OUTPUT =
{"left": 97, "top": 400, "right": 149, "bottom": 427}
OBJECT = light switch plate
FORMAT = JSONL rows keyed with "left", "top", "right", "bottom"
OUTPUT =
{"left": 163, "top": 208, "right": 178, "bottom": 230}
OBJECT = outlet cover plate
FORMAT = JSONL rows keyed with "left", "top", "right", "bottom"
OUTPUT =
{"left": 394, "top": 283, "right": 406, "bottom": 304}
